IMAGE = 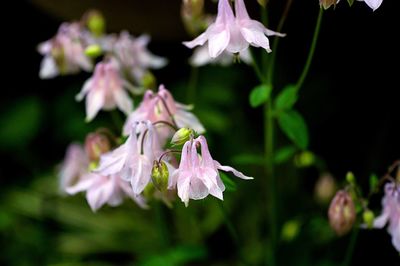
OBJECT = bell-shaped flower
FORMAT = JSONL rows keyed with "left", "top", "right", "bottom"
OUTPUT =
{"left": 373, "top": 182, "right": 400, "bottom": 252}
{"left": 38, "top": 22, "right": 92, "bottom": 79}
{"left": 76, "top": 59, "right": 133, "bottom": 122}
{"left": 357, "top": 0, "right": 383, "bottom": 11}
{"left": 59, "top": 143, "right": 89, "bottom": 193}
{"left": 183, "top": 0, "right": 285, "bottom": 58}
{"left": 66, "top": 173, "right": 147, "bottom": 211}
{"left": 123, "top": 85, "right": 205, "bottom": 137}
{"left": 169, "top": 135, "right": 253, "bottom": 206}
{"left": 96, "top": 121, "right": 162, "bottom": 195}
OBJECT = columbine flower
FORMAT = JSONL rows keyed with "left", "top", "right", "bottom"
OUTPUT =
{"left": 183, "top": 0, "right": 285, "bottom": 58}
{"left": 123, "top": 85, "right": 205, "bottom": 136}
{"left": 357, "top": 0, "right": 383, "bottom": 11}
{"left": 59, "top": 143, "right": 89, "bottom": 193}
{"left": 76, "top": 59, "right": 133, "bottom": 122}
{"left": 113, "top": 32, "right": 167, "bottom": 83}
{"left": 328, "top": 190, "right": 356, "bottom": 236}
{"left": 189, "top": 44, "right": 251, "bottom": 67}
{"left": 66, "top": 173, "right": 147, "bottom": 211}
{"left": 169, "top": 135, "right": 253, "bottom": 206}
{"left": 96, "top": 121, "right": 163, "bottom": 195}
{"left": 38, "top": 22, "right": 92, "bottom": 79}
{"left": 373, "top": 182, "right": 400, "bottom": 252}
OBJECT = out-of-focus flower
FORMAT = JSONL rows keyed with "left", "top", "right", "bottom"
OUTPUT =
{"left": 38, "top": 23, "right": 92, "bottom": 79}
{"left": 328, "top": 190, "right": 356, "bottom": 236}
{"left": 314, "top": 173, "right": 337, "bottom": 204}
{"left": 84, "top": 132, "right": 111, "bottom": 161}
{"left": 319, "top": 0, "right": 339, "bottom": 9}
{"left": 113, "top": 32, "right": 167, "bottom": 84}
{"left": 76, "top": 60, "right": 133, "bottom": 122}
{"left": 183, "top": 0, "right": 284, "bottom": 58}
{"left": 373, "top": 182, "right": 400, "bottom": 252}
{"left": 169, "top": 135, "right": 253, "bottom": 206}
{"left": 96, "top": 121, "right": 164, "bottom": 195}
{"left": 66, "top": 173, "right": 147, "bottom": 211}
{"left": 357, "top": 0, "right": 383, "bottom": 11}
{"left": 123, "top": 85, "right": 205, "bottom": 137}
{"left": 181, "top": 0, "right": 207, "bottom": 36}
{"left": 189, "top": 44, "right": 252, "bottom": 67}
{"left": 59, "top": 144, "right": 89, "bottom": 193}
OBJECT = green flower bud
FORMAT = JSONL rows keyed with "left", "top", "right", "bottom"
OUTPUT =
{"left": 142, "top": 71, "right": 156, "bottom": 90}
{"left": 294, "top": 151, "right": 315, "bottom": 168}
{"left": 86, "top": 10, "right": 105, "bottom": 37}
{"left": 151, "top": 161, "right": 169, "bottom": 191}
{"left": 363, "top": 210, "right": 375, "bottom": 229}
{"left": 171, "top": 128, "right": 193, "bottom": 146}
{"left": 346, "top": 171, "right": 355, "bottom": 185}
{"left": 85, "top": 44, "right": 102, "bottom": 58}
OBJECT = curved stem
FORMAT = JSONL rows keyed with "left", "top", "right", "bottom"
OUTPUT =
{"left": 296, "top": 8, "right": 324, "bottom": 91}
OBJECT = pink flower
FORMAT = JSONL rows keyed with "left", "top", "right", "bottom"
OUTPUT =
{"left": 373, "top": 182, "right": 400, "bottom": 252}
{"left": 66, "top": 173, "right": 147, "bottom": 211}
{"left": 59, "top": 144, "right": 89, "bottom": 193}
{"left": 38, "top": 22, "right": 92, "bottom": 79}
{"left": 76, "top": 60, "right": 133, "bottom": 122}
{"left": 123, "top": 85, "right": 205, "bottom": 136}
{"left": 96, "top": 121, "right": 162, "bottom": 195}
{"left": 183, "top": 0, "right": 285, "bottom": 58}
{"left": 189, "top": 44, "right": 252, "bottom": 67}
{"left": 169, "top": 135, "right": 253, "bottom": 206}
{"left": 357, "top": 0, "right": 383, "bottom": 11}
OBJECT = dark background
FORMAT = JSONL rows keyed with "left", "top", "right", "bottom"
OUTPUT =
{"left": 1, "top": 0, "right": 399, "bottom": 265}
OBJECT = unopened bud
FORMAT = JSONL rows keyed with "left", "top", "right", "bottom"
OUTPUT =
{"left": 346, "top": 171, "right": 355, "bottom": 185}
{"left": 181, "top": 0, "right": 206, "bottom": 36}
{"left": 85, "top": 10, "right": 106, "bottom": 37}
{"left": 328, "top": 190, "right": 356, "bottom": 236}
{"left": 151, "top": 161, "right": 169, "bottom": 191}
{"left": 142, "top": 71, "right": 156, "bottom": 90}
{"left": 85, "top": 44, "right": 102, "bottom": 58}
{"left": 84, "top": 132, "right": 111, "bottom": 161}
{"left": 363, "top": 210, "right": 375, "bottom": 229}
{"left": 315, "top": 173, "right": 337, "bottom": 204}
{"left": 294, "top": 151, "right": 315, "bottom": 168}
{"left": 171, "top": 128, "right": 193, "bottom": 146}
{"left": 319, "top": 0, "right": 338, "bottom": 10}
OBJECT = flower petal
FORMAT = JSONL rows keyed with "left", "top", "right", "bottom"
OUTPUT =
{"left": 215, "top": 161, "right": 254, "bottom": 180}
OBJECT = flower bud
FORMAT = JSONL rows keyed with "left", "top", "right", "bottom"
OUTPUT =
{"left": 346, "top": 171, "right": 355, "bottom": 185}
{"left": 363, "top": 210, "right": 375, "bottom": 229}
{"left": 171, "top": 128, "right": 193, "bottom": 146}
{"left": 84, "top": 132, "right": 111, "bottom": 161}
{"left": 85, "top": 44, "right": 102, "bottom": 58}
{"left": 151, "top": 161, "right": 169, "bottom": 191}
{"left": 294, "top": 151, "right": 315, "bottom": 168}
{"left": 314, "top": 173, "right": 337, "bottom": 204}
{"left": 319, "top": 0, "right": 338, "bottom": 10}
{"left": 141, "top": 71, "right": 157, "bottom": 90}
{"left": 85, "top": 10, "right": 106, "bottom": 37}
{"left": 328, "top": 190, "right": 356, "bottom": 236}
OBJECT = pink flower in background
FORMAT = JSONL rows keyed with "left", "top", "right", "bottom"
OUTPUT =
{"left": 76, "top": 60, "right": 133, "bottom": 122}
{"left": 96, "top": 121, "right": 162, "bottom": 195}
{"left": 373, "top": 182, "right": 400, "bottom": 252}
{"left": 113, "top": 32, "right": 167, "bottom": 83}
{"left": 66, "top": 173, "right": 147, "bottom": 211}
{"left": 183, "top": 0, "right": 284, "bottom": 58}
{"left": 59, "top": 144, "right": 89, "bottom": 193}
{"left": 169, "top": 135, "right": 253, "bottom": 206}
{"left": 123, "top": 85, "right": 205, "bottom": 136}
{"left": 38, "top": 22, "right": 92, "bottom": 79}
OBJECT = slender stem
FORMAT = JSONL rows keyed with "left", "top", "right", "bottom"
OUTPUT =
{"left": 342, "top": 226, "right": 359, "bottom": 266}
{"left": 296, "top": 8, "right": 324, "bottom": 91}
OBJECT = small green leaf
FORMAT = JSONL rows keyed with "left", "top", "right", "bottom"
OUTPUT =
{"left": 278, "top": 110, "right": 309, "bottom": 149}
{"left": 219, "top": 172, "right": 237, "bottom": 192}
{"left": 232, "top": 153, "right": 265, "bottom": 166}
{"left": 275, "top": 85, "right": 298, "bottom": 110}
{"left": 249, "top": 84, "right": 272, "bottom": 108}
{"left": 347, "top": 0, "right": 355, "bottom": 6}
{"left": 369, "top": 174, "right": 379, "bottom": 192}
{"left": 274, "top": 146, "right": 297, "bottom": 164}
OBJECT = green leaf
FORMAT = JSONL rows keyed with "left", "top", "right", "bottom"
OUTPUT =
{"left": 275, "top": 85, "right": 298, "bottom": 110}
{"left": 278, "top": 110, "right": 309, "bottom": 149}
{"left": 232, "top": 153, "right": 265, "bottom": 166}
{"left": 347, "top": 0, "right": 355, "bottom": 6}
{"left": 219, "top": 172, "right": 237, "bottom": 192}
{"left": 138, "top": 245, "right": 207, "bottom": 266}
{"left": 249, "top": 84, "right": 272, "bottom": 108}
{"left": 369, "top": 174, "right": 379, "bottom": 192}
{"left": 274, "top": 146, "right": 297, "bottom": 164}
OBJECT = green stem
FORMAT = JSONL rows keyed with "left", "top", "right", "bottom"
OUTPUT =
{"left": 154, "top": 202, "right": 170, "bottom": 247}
{"left": 296, "top": 8, "right": 324, "bottom": 91}
{"left": 342, "top": 226, "right": 360, "bottom": 266}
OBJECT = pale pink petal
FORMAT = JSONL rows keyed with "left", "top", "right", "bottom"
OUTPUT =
{"left": 183, "top": 32, "right": 209, "bottom": 49}
{"left": 360, "top": 0, "right": 383, "bottom": 11}
{"left": 130, "top": 156, "right": 152, "bottom": 194}
{"left": 175, "top": 109, "right": 205, "bottom": 134}
{"left": 113, "top": 87, "right": 133, "bottom": 115}
{"left": 215, "top": 161, "right": 254, "bottom": 180}
{"left": 66, "top": 174, "right": 95, "bottom": 195}
{"left": 96, "top": 144, "right": 128, "bottom": 176}
{"left": 208, "top": 25, "right": 230, "bottom": 58}
{"left": 189, "top": 176, "right": 209, "bottom": 200}
{"left": 216, "top": 0, "right": 235, "bottom": 24}
{"left": 239, "top": 21, "right": 272, "bottom": 53}
{"left": 86, "top": 89, "right": 105, "bottom": 122}
{"left": 373, "top": 212, "right": 389, "bottom": 228}
{"left": 234, "top": 0, "right": 250, "bottom": 21}
{"left": 177, "top": 172, "right": 192, "bottom": 206}
{"left": 39, "top": 56, "right": 59, "bottom": 79}
{"left": 86, "top": 177, "right": 114, "bottom": 211}
{"left": 76, "top": 78, "right": 93, "bottom": 102}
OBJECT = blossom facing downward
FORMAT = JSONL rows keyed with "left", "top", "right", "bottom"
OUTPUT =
{"left": 38, "top": 23, "right": 92, "bottom": 79}
{"left": 373, "top": 182, "right": 400, "bottom": 252}
{"left": 169, "top": 135, "right": 253, "bottom": 206}
{"left": 357, "top": 0, "right": 383, "bottom": 11}
{"left": 183, "top": 0, "right": 285, "bottom": 58}
{"left": 189, "top": 44, "right": 252, "bottom": 67}
{"left": 328, "top": 190, "right": 356, "bottom": 236}
{"left": 76, "top": 60, "right": 133, "bottom": 122}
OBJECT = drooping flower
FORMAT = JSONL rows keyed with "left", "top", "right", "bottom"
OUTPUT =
{"left": 76, "top": 59, "right": 133, "bottom": 122}
{"left": 328, "top": 190, "right": 356, "bottom": 236}
{"left": 123, "top": 85, "right": 205, "bottom": 137}
{"left": 189, "top": 44, "right": 252, "bottom": 67}
{"left": 66, "top": 173, "right": 147, "bottom": 211}
{"left": 84, "top": 132, "right": 112, "bottom": 161}
{"left": 183, "top": 0, "right": 285, "bottom": 58}
{"left": 96, "top": 121, "right": 163, "bottom": 195}
{"left": 59, "top": 143, "right": 89, "bottom": 193}
{"left": 38, "top": 22, "right": 92, "bottom": 79}
{"left": 319, "top": 0, "right": 339, "bottom": 9}
{"left": 357, "top": 0, "right": 383, "bottom": 11}
{"left": 169, "top": 135, "right": 253, "bottom": 206}
{"left": 373, "top": 182, "right": 400, "bottom": 252}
